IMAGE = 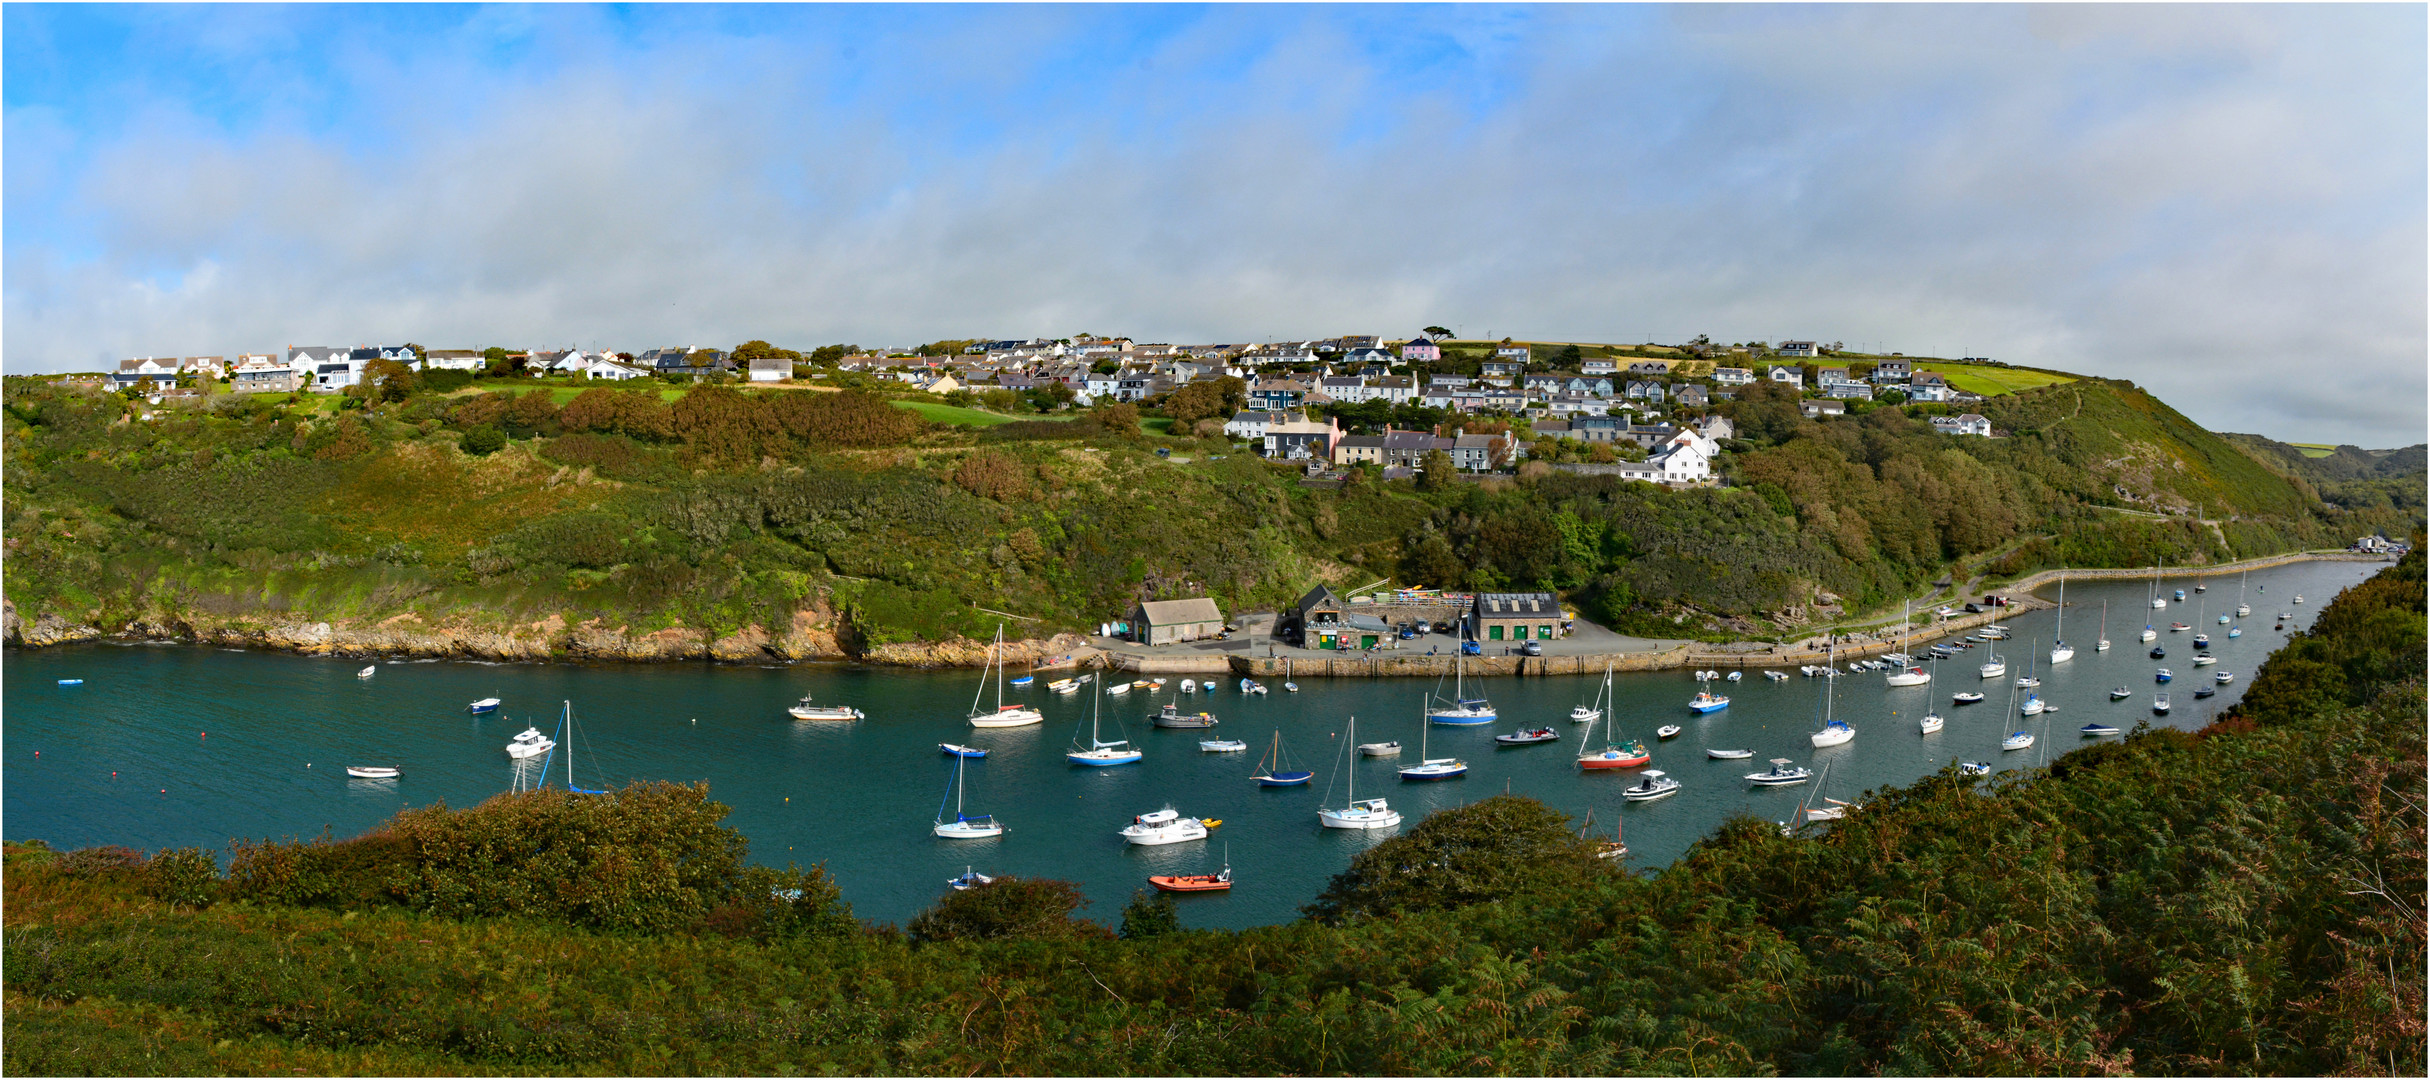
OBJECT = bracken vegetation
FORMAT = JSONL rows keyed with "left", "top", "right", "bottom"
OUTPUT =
{"left": 3, "top": 371, "right": 2417, "bottom": 650}
{"left": 5, "top": 550, "right": 2421, "bottom": 1075}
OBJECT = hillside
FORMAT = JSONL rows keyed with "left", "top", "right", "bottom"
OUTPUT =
{"left": 2220, "top": 432, "right": 2428, "bottom": 520}
{"left": 2, "top": 370, "right": 2413, "bottom": 655}
{"left": 6, "top": 549, "right": 2420, "bottom": 1076}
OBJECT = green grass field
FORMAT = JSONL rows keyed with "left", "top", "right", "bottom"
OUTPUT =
{"left": 1911, "top": 362, "right": 2073, "bottom": 397}
{"left": 2285, "top": 442, "right": 2339, "bottom": 459}
{"left": 887, "top": 400, "right": 1033, "bottom": 427}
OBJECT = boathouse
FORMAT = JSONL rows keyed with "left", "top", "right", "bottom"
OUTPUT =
{"left": 1129, "top": 597, "right": 1225, "bottom": 646}
{"left": 1469, "top": 592, "right": 1566, "bottom": 642}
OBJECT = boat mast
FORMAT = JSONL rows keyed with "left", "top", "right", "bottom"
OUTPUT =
{"left": 1344, "top": 716, "right": 1356, "bottom": 804}
{"left": 1418, "top": 695, "right": 1429, "bottom": 760}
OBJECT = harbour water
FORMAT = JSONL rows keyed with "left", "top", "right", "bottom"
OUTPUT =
{"left": 2, "top": 559, "right": 2374, "bottom": 930}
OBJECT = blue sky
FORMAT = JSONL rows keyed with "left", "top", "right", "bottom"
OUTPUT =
{"left": 6, "top": 3, "right": 2424, "bottom": 445}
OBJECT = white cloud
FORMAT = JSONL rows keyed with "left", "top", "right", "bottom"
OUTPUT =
{"left": 4, "top": 4, "right": 2421, "bottom": 444}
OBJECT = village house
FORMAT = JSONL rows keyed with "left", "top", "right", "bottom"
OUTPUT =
{"left": 1332, "top": 434, "right": 1386, "bottom": 466}
{"left": 1449, "top": 431, "right": 1520, "bottom": 472}
{"left": 1826, "top": 381, "right": 1874, "bottom": 401}
{"left": 1625, "top": 359, "right": 1674, "bottom": 376}
{"left": 1580, "top": 358, "right": 1618, "bottom": 376}
{"left": 1398, "top": 335, "right": 1441, "bottom": 363}
{"left": 1906, "top": 372, "right": 1954, "bottom": 402}
{"left": 1930, "top": 413, "right": 1993, "bottom": 437}
{"left": 1365, "top": 375, "right": 1417, "bottom": 405}
{"left": 1262, "top": 413, "right": 1343, "bottom": 460}
{"left": 1775, "top": 340, "right": 1820, "bottom": 358}
{"left": 227, "top": 355, "right": 298, "bottom": 393}
{"left": 1670, "top": 383, "right": 1709, "bottom": 407}
{"left": 1871, "top": 359, "right": 1912, "bottom": 382}
{"left": 421, "top": 349, "right": 484, "bottom": 371}
{"left": 1494, "top": 343, "right": 1532, "bottom": 362}
{"left": 1712, "top": 366, "right": 1756, "bottom": 386}
{"left": 1379, "top": 430, "right": 1445, "bottom": 468}
{"left": 1801, "top": 399, "right": 1848, "bottom": 419}
{"left": 110, "top": 357, "right": 185, "bottom": 391}
{"left": 1480, "top": 360, "right": 1525, "bottom": 380}
{"left": 1768, "top": 365, "right": 1805, "bottom": 389}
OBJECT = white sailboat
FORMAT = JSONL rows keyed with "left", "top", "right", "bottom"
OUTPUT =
{"left": 1811, "top": 643, "right": 1854, "bottom": 747}
{"left": 1918, "top": 652, "right": 1945, "bottom": 734}
{"left": 2236, "top": 569, "right": 2251, "bottom": 618}
{"left": 2048, "top": 573, "right": 2074, "bottom": 664}
{"left": 2096, "top": 599, "right": 2111, "bottom": 652}
{"left": 1427, "top": 634, "right": 1495, "bottom": 724}
{"left": 1065, "top": 678, "right": 1142, "bottom": 766}
{"left": 1399, "top": 696, "right": 1468, "bottom": 780}
{"left": 1318, "top": 715, "right": 1402, "bottom": 829}
{"left": 968, "top": 625, "right": 1045, "bottom": 728}
{"left": 2149, "top": 558, "right": 2168, "bottom": 609}
{"left": 933, "top": 749, "right": 1004, "bottom": 839}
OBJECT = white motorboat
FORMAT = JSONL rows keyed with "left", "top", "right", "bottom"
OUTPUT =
{"left": 2153, "top": 693, "right": 2172, "bottom": 715}
{"left": 1747, "top": 758, "right": 1812, "bottom": 786}
{"left": 1571, "top": 662, "right": 1612, "bottom": 723}
{"left": 1764, "top": 670, "right": 1789, "bottom": 681}
{"left": 1104, "top": 680, "right": 1131, "bottom": 696}
{"left": 1959, "top": 761, "right": 1993, "bottom": 776}
{"left": 2192, "top": 653, "right": 2218, "bottom": 666}
{"left": 1952, "top": 691, "right": 1985, "bottom": 704}
{"left": 2016, "top": 676, "right": 2040, "bottom": 689}
{"left": 788, "top": 693, "right": 865, "bottom": 721}
{"left": 2001, "top": 730, "right": 2035, "bottom": 752}
{"left": 1726, "top": 671, "right": 1743, "bottom": 682}
{"left": 1239, "top": 679, "right": 1267, "bottom": 695}
{"left": 1181, "top": 679, "right": 1198, "bottom": 693}
{"left": 968, "top": 626, "right": 1045, "bottom": 728}
{"left": 1707, "top": 747, "right": 1754, "bottom": 759}
{"left": 505, "top": 726, "right": 555, "bottom": 758}
{"left": 1199, "top": 738, "right": 1248, "bottom": 752}
{"left": 1357, "top": 741, "right": 1402, "bottom": 756}
{"left": 467, "top": 697, "right": 501, "bottom": 713}
{"left": 2215, "top": 670, "right": 2234, "bottom": 684}
{"left": 1047, "top": 677, "right": 1081, "bottom": 694}
{"left": 933, "top": 750, "right": 1004, "bottom": 839}
{"left": 1320, "top": 717, "right": 1403, "bottom": 829}
{"left": 1283, "top": 682, "right": 1300, "bottom": 692}
{"left": 1119, "top": 807, "right": 1209, "bottom": 846}
{"left": 2293, "top": 594, "right": 2304, "bottom": 604}
{"left": 357, "top": 665, "right": 376, "bottom": 679}
{"left": 2111, "top": 686, "right": 2132, "bottom": 700}
{"left": 345, "top": 766, "right": 400, "bottom": 779}
{"left": 1622, "top": 770, "right": 1680, "bottom": 802}
{"left": 1655, "top": 724, "right": 1682, "bottom": 740}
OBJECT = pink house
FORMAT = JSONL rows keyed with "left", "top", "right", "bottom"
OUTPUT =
{"left": 1399, "top": 335, "right": 1441, "bottom": 362}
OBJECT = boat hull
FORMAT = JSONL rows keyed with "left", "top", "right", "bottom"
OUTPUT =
{"left": 1151, "top": 713, "right": 1220, "bottom": 728}
{"left": 970, "top": 708, "right": 1045, "bottom": 728}
{"left": 1067, "top": 751, "right": 1143, "bottom": 767}
{"left": 1687, "top": 699, "right": 1729, "bottom": 714}
{"left": 1255, "top": 771, "right": 1314, "bottom": 786}
{"left": 1149, "top": 874, "right": 1232, "bottom": 892}
{"left": 1428, "top": 709, "right": 1497, "bottom": 726}
{"left": 1579, "top": 751, "right": 1651, "bottom": 769}
{"left": 345, "top": 767, "right": 399, "bottom": 779}
{"left": 788, "top": 706, "right": 864, "bottom": 721}
{"left": 1318, "top": 808, "right": 1401, "bottom": 829}
{"left": 934, "top": 822, "right": 1004, "bottom": 839}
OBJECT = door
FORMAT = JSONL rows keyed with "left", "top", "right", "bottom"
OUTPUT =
{"left": 1489, "top": 625, "right": 1504, "bottom": 641}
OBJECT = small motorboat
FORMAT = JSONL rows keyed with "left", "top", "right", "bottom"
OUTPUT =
{"left": 2016, "top": 676, "right": 2040, "bottom": 689}
{"left": 1726, "top": 671, "right": 1743, "bottom": 682}
{"left": 1181, "top": 679, "right": 1198, "bottom": 693}
{"left": 2081, "top": 722, "right": 2121, "bottom": 737}
{"left": 2193, "top": 633, "right": 2210, "bottom": 648}
{"left": 1009, "top": 674, "right": 1035, "bottom": 688}
{"left": 2228, "top": 627, "right": 2242, "bottom": 638}
{"left": 1199, "top": 739, "right": 1248, "bottom": 752}
{"left": 2153, "top": 693, "right": 2172, "bottom": 714}
{"left": 505, "top": 727, "right": 555, "bottom": 758}
{"left": 357, "top": 665, "right": 377, "bottom": 679}
{"left": 1150, "top": 866, "right": 1233, "bottom": 893}
{"left": 2215, "top": 670, "right": 2234, "bottom": 684}
{"left": 1952, "top": 691, "right": 1985, "bottom": 705}
{"left": 2193, "top": 685, "right": 2216, "bottom": 699}
{"left": 2150, "top": 646, "right": 2167, "bottom": 659}
{"left": 1746, "top": 759, "right": 1812, "bottom": 786}
{"left": 1959, "top": 762, "right": 1992, "bottom": 776}
{"left": 1687, "top": 692, "right": 1730, "bottom": 713}
{"left": 788, "top": 694, "right": 865, "bottom": 721}
{"left": 1283, "top": 682, "right": 1299, "bottom": 692}
{"left": 1656, "top": 724, "right": 1683, "bottom": 740}
{"left": 56, "top": 679, "right": 83, "bottom": 686}
{"left": 2169, "top": 622, "right": 2191, "bottom": 632}
{"left": 2001, "top": 731, "right": 2035, "bottom": 752}
{"left": 1707, "top": 747, "right": 1755, "bottom": 759}
{"left": 1130, "top": 679, "right": 1154, "bottom": 692}
{"left": 2278, "top": 612, "right": 2295, "bottom": 621}
{"left": 1152, "top": 703, "right": 1220, "bottom": 728}
{"left": 2192, "top": 653, "right": 2217, "bottom": 666}
{"left": 1357, "top": 741, "right": 1402, "bottom": 756}
{"left": 948, "top": 866, "right": 994, "bottom": 891}
{"left": 1919, "top": 711, "right": 1945, "bottom": 734}
{"left": 1120, "top": 807, "right": 1210, "bottom": 846}
{"left": 2292, "top": 594, "right": 2304, "bottom": 604}
{"left": 1238, "top": 679, "right": 1267, "bottom": 695}
{"left": 2110, "top": 686, "right": 2132, "bottom": 700}
{"left": 1764, "top": 670, "right": 1789, "bottom": 681}
{"left": 2155, "top": 668, "right": 2173, "bottom": 683}
{"left": 2195, "top": 582, "right": 2207, "bottom": 593}
{"left": 1622, "top": 770, "right": 1680, "bottom": 802}
{"left": 940, "top": 743, "right": 989, "bottom": 758}
{"left": 1047, "top": 677, "right": 1081, "bottom": 694}
{"left": 1493, "top": 727, "right": 1561, "bottom": 746}
{"left": 468, "top": 697, "right": 501, "bottom": 713}
{"left": 2274, "top": 623, "right": 2285, "bottom": 631}
{"left": 345, "top": 766, "right": 400, "bottom": 779}
{"left": 1105, "top": 680, "right": 1131, "bottom": 696}
{"left": 2173, "top": 589, "right": 2186, "bottom": 602}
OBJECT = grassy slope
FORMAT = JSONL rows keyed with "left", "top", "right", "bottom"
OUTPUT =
{"left": 4, "top": 553, "right": 2419, "bottom": 1076}
{"left": 888, "top": 400, "right": 1033, "bottom": 427}
{"left": 1909, "top": 360, "right": 2073, "bottom": 396}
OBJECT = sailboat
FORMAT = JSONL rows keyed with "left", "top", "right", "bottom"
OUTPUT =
{"left": 933, "top": 750, "right": 1004, "bottom": 838}
{"left": 1918, "top": 652, "right": 1945, "bottom": 734}
{"left": 1803, "top": 763, "right": 1854, "bottom": 821}
{"left": 2193, "top": 590, "right": 2211, "bottom": 648}
{"left": 968, "top": 625, "right": 1045, "bottom": 728}
{"left": 1251, "top": 730, "right": 1313, "bottom": 786}
{"left": 1811, "top": 643, "right": 1855, "bottom": 747}
{"left": 2236, "top": 569, "right": 2251, "bottom": 618}
{"left": 2097, "top": 599, "right": 2111, "bottom": 651}
{"left": 1318, "top": 715, "right": 1402, "bottom": 829}
{"left": 2019, "top": 644, "right": 2044, "bottom": 715}
{"left": 1400, "top": 697, "right": 1469, "bottom": 780}
{"left": 1065, "top": 678, "right": 1142, "bottom": 766}
{"left": 1577, "top": 687, "right": 1651, "bottom": 769}
{"left": 2150, "top": 559, "right": 2168, "bottom": 609}
{"left": 1427, "top": 633, "right": 1496, "bottom": 724}
{"left": 1571, "top": 662, "right": 1611, "bottom": 723}
{"left": 1977, "top": 640, "right": 2006, "bottom": 679}
{"left": 533, "top": 701, "right": 608, "bottom": 793}
{"left": 1887, "top": 601, "right": 1930, "bottom": 686}
{"left": 2048, "top": 573, "right": 2075, "bottom": 663}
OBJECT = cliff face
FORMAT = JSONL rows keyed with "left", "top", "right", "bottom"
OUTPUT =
{"left": 0, "top": 594, "right": 1091, "bottom": 669}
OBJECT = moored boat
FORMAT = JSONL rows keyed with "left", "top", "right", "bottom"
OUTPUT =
{"left": 1747, "top": 758, "right": 1812, "bottom": 786}
{"left": 1622, "top": 770, "right": 1680, "bottom": 802}
{"left": 345, "top": 766, "right": 400, "bottom": 779}
{"left": 788, "top": 694, "right": 865, "bottom": 721}
{"left": 505, "top": 727, "right": 555, "bottom": 758}
{"left": 1119, "top": 807, "right": 1209, "bottom": 846}
{"left": 1199, "top": 738, "right": 1249, "bottom": 752}
{"left": 468, "top": 697, "right": 501, "bottom": 713}
{"left": 1493, "top": 727, "right": 1561, "bottom": 746}
{"left": 1707, "top": 747, "right": 1754, "bottom": 759}
{"left": 939, "top": 743, "right": 988, "bottom": 757}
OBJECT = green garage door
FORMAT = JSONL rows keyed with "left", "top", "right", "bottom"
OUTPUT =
{"left": 1489, "top": 625, "right": 1504, "bottom": 640}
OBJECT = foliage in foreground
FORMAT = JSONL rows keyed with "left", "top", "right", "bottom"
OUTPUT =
{"left": 6, "top": 551, "right": 2421, "bottom": 1075}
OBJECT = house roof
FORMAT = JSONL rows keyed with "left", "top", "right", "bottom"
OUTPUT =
{"left": 1473, "top": 591, "right": 1559, "bottom": 616}
{"left": 1297, "top": 584, "right": 1345, "bottom": 614}
{"left": 1136, "top": 597, "right": 1223, "bottom": 625}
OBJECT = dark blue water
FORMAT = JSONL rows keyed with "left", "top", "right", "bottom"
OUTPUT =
{"left": 2, "top": 560, "right": 2373, "bottom": 929}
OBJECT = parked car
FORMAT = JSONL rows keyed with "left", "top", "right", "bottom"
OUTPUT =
{"left": 1461, "top": 641, "right": 1482, "bottom": 656}
{"left": 1964, "top": 603, "right": 1984, "bottom": 614}
{"left": 1413, "top": 620, "right": 1431, "bottom": 634}
{"left": 1520, "top": 641, "right": 1543, "bottom": 657}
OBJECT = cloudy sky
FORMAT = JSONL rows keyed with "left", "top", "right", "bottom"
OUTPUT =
{"left": 6, "top": 4, "right": 2423, "bottom": 444}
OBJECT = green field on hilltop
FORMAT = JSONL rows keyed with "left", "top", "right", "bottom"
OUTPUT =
{"left": 2287, "top": 441, "right": 2339, "bottom": 458}
{"left": 1910, "top": 361, "right": 2074, "bottom": 396}
{"left": 890, "top": 400, "right": 1040, "bottom": 427}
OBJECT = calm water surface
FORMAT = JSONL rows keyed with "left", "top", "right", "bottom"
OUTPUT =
{"left": 3, "top": 560, "right": 2374, "bottom": 929}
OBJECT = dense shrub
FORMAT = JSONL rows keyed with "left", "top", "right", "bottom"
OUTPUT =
{"left": 907, "top": 876, "right": 1109, "bottom": 943}
{"left": 1302, "top": 794, "right": 1610, "bottom": 925}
